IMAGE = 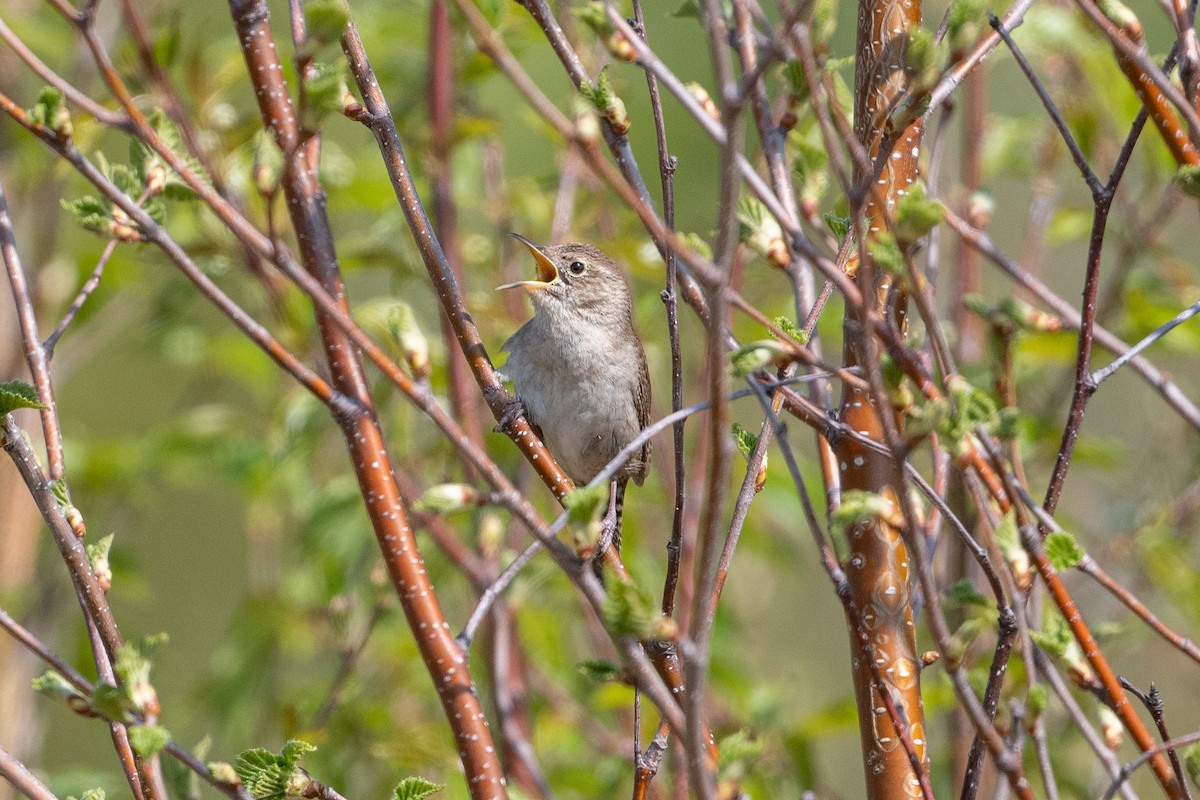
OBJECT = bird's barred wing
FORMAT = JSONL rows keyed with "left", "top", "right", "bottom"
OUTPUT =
{"left": 631, "top": 345, "right": 652, "bottom": 484}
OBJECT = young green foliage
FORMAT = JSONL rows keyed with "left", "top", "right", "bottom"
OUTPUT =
{"left": 129, "top": 724, "right": 172, "bottom": 758}
{"left": 66, "top": 790, "right": 105, "bottom": 800}
{"left": 823, "top": 212, "right": 850, "bottom": 240}
{"left": 130, "top": 111, "right": 205, "bottom": 200}
{"left": 730, "top": 340, "right": 789, "bottom": 377}
{"left": 301, "top": 0, "right": 350, "bottom": 56}
{"left": 737, "top": 195, "right": 788, "bottom": 268}
{"left": 945, "top": 579, "right": 991, "bottom": 609}
{"left": 1184, "top": 743, "right": 1200, "bottom": 791}
{"left": 772, "top": 315, "right": 808, "bottom": 344}
{"left": 300, "top": 62, "right": 350, "bottom": 132}
{"left": 893, "top": 184, "right": 945, "bottom": 245}
{"left": 731, "top": 423, "right": 759, "bottom": 461}
{"left": 234, "top": 740, "right": 317, "bottom": 800}
{"left": 578, "top": 66, "right": 630, "bottom": 134}
{"left": 868, "top": 233, "right": 906, "bottom": 274}
{"left": 86, "top": 533, "right": 114, "bottom": 592}
{"left": 0, "top": 380, "right": 46, "bottom": 415}
{"left": 115, "top": 633, "right": 168, "bottom": 714}
{"left": 1045, "top": 530, "right": 1085, "bottom": 571}
{"left": 577, "top": 659, "right": 624, "bottom": 683}
{"left": 28, "top": 87, "right": 71, "bottom": 137}
{"left": 602, "top": 577, "right": 666, "bottom": 639}
{"left": 393, "top": 778, "right": 444, "bottom": 800}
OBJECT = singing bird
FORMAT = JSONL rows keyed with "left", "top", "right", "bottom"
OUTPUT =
{"left": 497, "top": 234, "right": 651, "bottom": 560}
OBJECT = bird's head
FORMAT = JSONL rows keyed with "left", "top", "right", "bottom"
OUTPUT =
{"left": 497, "top": 234, "right": 632, "bottom": 321}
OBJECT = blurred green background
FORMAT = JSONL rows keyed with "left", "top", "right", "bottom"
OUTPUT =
{"left": 1, "top": 0, "right": 1199, "bottom": 797}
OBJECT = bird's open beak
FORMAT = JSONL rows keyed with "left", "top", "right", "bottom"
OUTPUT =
{"left": 496, "top": 233, "right": 559, "bottom": 291}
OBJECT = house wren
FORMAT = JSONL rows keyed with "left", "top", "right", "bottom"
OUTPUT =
{"left": 497, "top": 234, "right": 651, "bottom": 558}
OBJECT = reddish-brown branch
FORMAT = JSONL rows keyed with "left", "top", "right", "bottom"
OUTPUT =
{"left": 227, "top": 4, "right": 507, "bottom": 797}
{"left": 428, "top": 0, "right": 486, "bottom": 472}
{"left": 0, "top": 176, "right": 63, "bottom": 479}
{"left": 833, "top": 0, "right": 933, "bottom": 794}
{"left": 0, "top": 745, "right": 57, "bottom": 800}
{"left": 1072, "top": 0, "right": 1200, "bottom": 165}
{"left": 1024, "top": 531, "right": 1185, "bottom": 798}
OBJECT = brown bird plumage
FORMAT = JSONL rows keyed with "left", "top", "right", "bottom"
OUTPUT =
{"left": 498, "top": 236, "right": 651, "bottom": 490}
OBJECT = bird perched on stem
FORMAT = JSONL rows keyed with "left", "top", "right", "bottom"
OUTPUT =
{"left": 497, "top": 234, "right": 651, "bottom": 569}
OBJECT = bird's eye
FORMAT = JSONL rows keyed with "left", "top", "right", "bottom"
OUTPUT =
{"left": 568, "top": 260, "right": 587, "bottom": 276}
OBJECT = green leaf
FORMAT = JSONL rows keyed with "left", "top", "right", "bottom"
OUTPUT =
{"left": 90, "top": 683, "right": 134, "bottom": 721}
{"left": 1177, "top": 164, "right": 1200, "bottom": 198}
{"left": 894, "top": 183, "right": 945, "bottom": 244}
{"left": 573, "top": 1, "right": 614, "bottom": 35}
{"left": 868, "top": 233, "right": 906, "bottom": 273}
{"left": 1045, "top": 530, "right": 1084, "bottom": 571}
{"left": 823, "top": 212, "right": 850, "bottom": 239}
{"left": 393, "top": 777, "right": 444, "bottom": 800}
{"left": 730, "top": 339, "right": 787, "bottom": 377}
{"left": 301, "top": 62, "right": 349, "bottom": 131}
{"left": 31, "top": 670, "right": 83, "bottom": 702}
{"left": 61, "top": 196, "right": 115, "bottom": 238}
{"left": 731, "top": 422, "right": 759, "bottom": 460}
{"left": 945, "top": 579, "right": 991, "bottom": 608}
{"left": 86, "top": 533, "right": 114, "bottom": 590}
{"left": 0, "top": 380, "right": 47, "bottom": 414}
{"left": 128, "top": 724, "right": 171, "bottom": 758}
{"left": 672, "top": 0, "right": 701, "bottom": 19}
{"left": 602, "top": 578, "right": 661, "bottom": 639}
{"left": 577, "top": 659, "right": 623, "bottom": 683}
{"left": 279, "top": 740, "right": 316, "bottom": 769}
{"left": 947, "top": 0, "right": 988, "bottom": 50}
{"left": 115, "top": 633, "right": 167, "bottom": 713}
{"left": 1026, "top": 684, "right": 1048, "bottom": 718}
{"left": 28, "top": 87, "right": 71, "bottom": 136}
{"left": 717, "top": 730, "right": 763, "bottom": 783}
{"left": 234, "top": 741, "right": 315, "bottom": 800}
{"left": 234, "top": 749, "right": 289, "bottom": 800}
{"left": 563, "top": 483, "right": 608, "bottom": 525}
{"left": 303, "top": 0, "right": 350, "bottom": 48}
{"left": 831, "top": 490, "right": 891, "bottom": 529}
{"left": 66, "top": 789, "right": 105, "bottom": 800}
{"left": 1030, "top": 611, "right": 1072, "bottom": 658}
{"left": 1183, "top": 743, "right": 1200, "bottom": 791}
{"left": 772, "top": 315, "right": 808, "bottom": 344}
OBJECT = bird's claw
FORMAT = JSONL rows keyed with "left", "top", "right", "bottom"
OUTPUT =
{"left": 593, "top": 506, "right": 618, "bottom": 565}
{"left": 494, "top": 397, "right": 528, "bottom": 434}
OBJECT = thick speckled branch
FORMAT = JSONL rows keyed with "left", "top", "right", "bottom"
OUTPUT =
{"left": 226, "top": 3, "right": 508, "bottom": 797}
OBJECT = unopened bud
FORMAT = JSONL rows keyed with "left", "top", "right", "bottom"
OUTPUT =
{"left": 478, "top": 511, "right": 505, "bottom": 561}
{"left": 754, "top": 455, "right": 768, "bottom": 494}
{"left": 966, "top": 191, "right": 994, "bottom": 228}
{"left": 86, "top": 534, "right": 113, "bottom": 593}
{"left": 414, "top": 483, "right": 479, "bottom": 515}
{"left": 110, "top": 223, "right": 143, "bottom": 243}
{"left": 575, "top": 108, "right": 602, "bottom": 144}
{"left": 686, "top": 82, "right": 721, "bottom": 123}
{"left": 208, "top": 762, "right": 240, "bottom": 785}
{"left": 920, "top": 650, "right": 941, "bottom": 666}
{"left": 604, "top": 95, "right": 631, "bottom": 135}
{"left": 64, "top": 504, "right": 87, "bottom": 538}
{"left": 146, "top": 162, "right": 168, "bottom": 196}
{"left": 605, "top": 31, "right": 636, "bottom": 62}
{"left": 387, "top": 303, "right": 430, "bottom": 380}
{"left": 1099, "top": 706, "right": 1123, "bottom": 750}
